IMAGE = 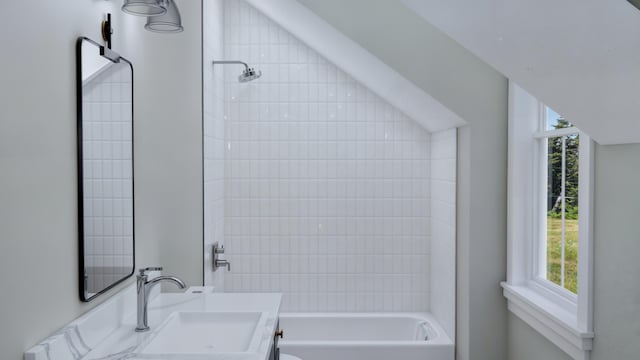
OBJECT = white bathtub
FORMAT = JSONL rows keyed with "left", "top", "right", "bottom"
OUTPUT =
{"left": 278, "top": 313, "right": 454, "bottom": 360}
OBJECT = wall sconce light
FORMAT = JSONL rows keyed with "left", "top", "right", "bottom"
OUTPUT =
{"left": 122, "top": 0, "right": 167, "bottom": 16}
{"left": 121, "top": 0, "right": 184, "bottom": 33}
{"left": 144, "top": 0, "right": 184, "bottom": 33}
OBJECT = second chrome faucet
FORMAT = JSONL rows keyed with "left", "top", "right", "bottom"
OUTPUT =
{"left": 135, "top": 267, "right": 186, "bottom": 332}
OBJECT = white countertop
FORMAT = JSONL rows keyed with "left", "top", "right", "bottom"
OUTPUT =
{"left": 25, "top": 290, "right": 282, "bottom": 360}
{"left": 88, "top": 293, "right": 282, "bottom": 360}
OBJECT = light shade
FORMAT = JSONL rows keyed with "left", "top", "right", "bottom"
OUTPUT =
{"left": 144, "top": 0, "right": 184, "bottom": 33}
{"left": 122, "top": 0, "right": 167, "bottom": 17}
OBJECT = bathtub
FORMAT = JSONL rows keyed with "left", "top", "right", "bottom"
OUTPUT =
{"left": 278, "top": 313, "right": 454, "bottom": 360}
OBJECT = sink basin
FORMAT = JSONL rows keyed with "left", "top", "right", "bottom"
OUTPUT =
{"left": 137, "top": 311, "right": 267, "bottom": 356}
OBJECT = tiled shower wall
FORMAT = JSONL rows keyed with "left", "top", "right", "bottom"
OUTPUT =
{"left": 203, "top": 0, "right": 226, "bottom": 288}
{"left": 81, "top": 63, "right": 134, "bottom": 293}
{"left": 221, "top": 0, "right": 431, "bottom": 312}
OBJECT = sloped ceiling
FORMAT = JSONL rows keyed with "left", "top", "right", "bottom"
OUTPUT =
{"left": 296, "top": 0, "right": 507, "bottom": 132}
{"left": 246, "top": 0, "right": 466, "bottom": 132}
{"left": 402, "top": 0, "right": 640, "bottom": 145}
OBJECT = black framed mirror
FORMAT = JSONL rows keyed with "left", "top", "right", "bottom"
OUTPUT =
{"left": 76, "top": 37, "right": 135, "bottom": 301}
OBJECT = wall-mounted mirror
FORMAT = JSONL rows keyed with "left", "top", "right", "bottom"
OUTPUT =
{"left": 76, "top": 37, "right": 134, "bottom": 301}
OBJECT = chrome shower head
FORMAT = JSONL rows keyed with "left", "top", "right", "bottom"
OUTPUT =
{"left": 212, "top": 60, "right": 262, "bottom": 83}
{"left": 239, "top": 67, "right": 262, "bottom": 83}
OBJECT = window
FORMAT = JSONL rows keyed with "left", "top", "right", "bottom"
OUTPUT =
{"left": 503, "top": 82, "right": 593, "bottom": 360}
{"left": 536, "top": 109, "right": 580, "bottom": 294}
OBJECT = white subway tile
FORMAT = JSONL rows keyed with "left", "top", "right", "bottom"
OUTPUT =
{"left": 205, "top": 0, "right": 441, "bottom": 313}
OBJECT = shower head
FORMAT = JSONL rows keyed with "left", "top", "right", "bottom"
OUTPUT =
{"left": 212, "top": 60, "right": 262, "bottom": 83}
{"left": 239, "top": 67, "right": 262, "bottom": 83}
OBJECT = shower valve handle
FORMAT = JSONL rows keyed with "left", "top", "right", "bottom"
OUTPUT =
{"left": 212, "top": 242, "right": 231, "bottom": 272}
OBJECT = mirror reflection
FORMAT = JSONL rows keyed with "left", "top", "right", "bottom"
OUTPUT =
{"left": 77, "top": 38, "right": 134, "bottom": 301}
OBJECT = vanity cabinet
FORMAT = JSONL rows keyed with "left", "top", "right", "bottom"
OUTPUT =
{"left": 270, "top": 320, "right": 282, "bottom": 360}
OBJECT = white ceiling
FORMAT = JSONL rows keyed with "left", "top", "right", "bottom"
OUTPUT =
{"left": 402, "top": 0, "right": 640, "bottom": 145}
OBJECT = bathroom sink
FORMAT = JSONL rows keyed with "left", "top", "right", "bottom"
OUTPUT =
{"left": 137, "top": 311, "right": 268, "bottom": 356}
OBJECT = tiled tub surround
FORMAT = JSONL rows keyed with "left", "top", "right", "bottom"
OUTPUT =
{"left": 81, "top": 63, "right": 134, "bottom": 293}
{"left": 220, "top": 0, "right": 431, "bottom": 312}
{"left": 24, "top": 274, "right": 282, "bottom": 360}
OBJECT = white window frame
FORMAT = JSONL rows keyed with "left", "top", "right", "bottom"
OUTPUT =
{"left": 502, "top": 82, "right": 594, "bottom": 360}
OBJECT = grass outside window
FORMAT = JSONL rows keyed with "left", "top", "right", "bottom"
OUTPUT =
{"left": 546, "top": 217, "right": 578, "bottom": 293}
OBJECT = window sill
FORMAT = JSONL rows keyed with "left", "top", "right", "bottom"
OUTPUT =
{"left": 501, "top": 282, "right": 593, "bottom": 360}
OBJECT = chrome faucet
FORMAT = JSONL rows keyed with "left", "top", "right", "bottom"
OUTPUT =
{"left": 135, "top": 267, "right": 186, "bottom": 332}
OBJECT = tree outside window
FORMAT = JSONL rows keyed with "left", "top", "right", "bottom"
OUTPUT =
{"left": 545, "top": 117, "right": 579, "bottom": 293}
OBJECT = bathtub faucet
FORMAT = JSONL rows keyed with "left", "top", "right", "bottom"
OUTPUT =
{"left": 213, "top": 242, "right": 231, "bottom": 271}
{"left": 135, "top": 267, "right": 186, "bottom": 332}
